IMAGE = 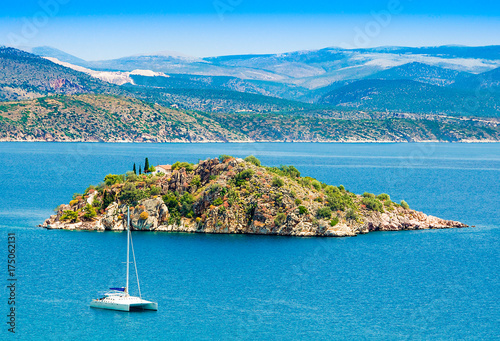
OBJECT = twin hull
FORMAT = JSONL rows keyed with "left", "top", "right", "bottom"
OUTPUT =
{"left": 90, "top": 297, "right": 158, "bottom": 312}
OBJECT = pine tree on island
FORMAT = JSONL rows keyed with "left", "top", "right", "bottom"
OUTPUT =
{"left": 144, "top": 158, "right": 150, "bottom": 173}
{"left": 139, "top": 166, "right": 142, "bottom": 175}
{"left": 133, "top": 163, "right": 137, "bottom": 175}
{"left": 102, "top": 190, "right": 114, "bottom": 210}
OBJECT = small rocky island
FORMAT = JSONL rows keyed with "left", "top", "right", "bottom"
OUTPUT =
{"left": 43, "top": 155, "right": 467, "bottom": 237}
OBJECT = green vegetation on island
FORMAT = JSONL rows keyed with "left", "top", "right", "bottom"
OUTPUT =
{"left": 44, "top": 155, "right": 466, "bottom": 237}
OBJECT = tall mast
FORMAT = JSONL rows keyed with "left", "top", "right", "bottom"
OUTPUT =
{"left": 126, "top": 206, "right": 130, "bottom": 296}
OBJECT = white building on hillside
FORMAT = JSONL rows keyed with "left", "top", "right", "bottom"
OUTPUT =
{"left": 155, "top": 165, "right": 172, "bottom": 175}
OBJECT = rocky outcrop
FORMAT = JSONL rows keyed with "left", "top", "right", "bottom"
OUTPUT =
{"left": 131, "top": 198, "right": 169, "bottom": 230}
{"left": 45, "top": 198, "right": 169, "bottom": 231}
{"left": 101, "top": 203, "right": 125, "bottom": 231}
{"left": 43, "top": 157, "right": 467, "bottom": 237}
{"left": 361, "top": 210, "right": 465, "bottom": 233}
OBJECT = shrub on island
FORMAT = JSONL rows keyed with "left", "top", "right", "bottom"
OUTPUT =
{"left": 82, "top": 204, "right": 97, "bottom": 220}
{"left": 218, "top": 155, "right": 234, "bottom": 162}
{"left": 172, "top": 162, "right": 194, "bottom": 172}
{"left": 400, "top": 200, "right": 410, "bottom": 209}
{"left": 317, "top": 207, "right": 332, "bottom": 219}
{"left": 235, "top": 169, "right": 254, "bottom": 186}
{"left": 244, "top": 155, "right": 261, "bottom": 167}
{"left": 272, "top": 176, "right": 284, "bottom": 187}
{"left": 274, "top": 213, "right": 286, "bottom": 226}
{"left": 361, "top": 196, "right": 384, "bottom": 212}
{"left": 345, "top": 209, "right": 358, "bottom": 222}
{"left": 330, "top": 217, "right": 339, "bottom": 226}
{"left": 377, "top": 193, "right": 390, "bottom": 201}
{"left": 60, "top": 210, "right": 78, "bottom": 223}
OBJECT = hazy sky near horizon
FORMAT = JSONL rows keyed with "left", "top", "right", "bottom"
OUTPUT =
{"left": 1, "top": 0, "right": 499, "bottom": 60}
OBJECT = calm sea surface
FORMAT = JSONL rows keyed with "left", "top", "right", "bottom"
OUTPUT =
{"left": 0, "top": 142, "right": 498, "bottom": 340}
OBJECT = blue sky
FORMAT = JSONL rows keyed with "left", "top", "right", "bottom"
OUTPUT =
{"left": 1, "top": 0, "right": 499, "bottom": 60}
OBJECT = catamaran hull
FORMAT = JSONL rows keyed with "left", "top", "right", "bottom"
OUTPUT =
{"left": 90, "top": 300, "right": 158, "bottom": 312}
{"left": 131, "top": 302, "right": 158, "bottom": 311}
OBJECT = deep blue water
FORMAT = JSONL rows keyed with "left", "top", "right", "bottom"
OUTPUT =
{"left": 0, "top": 143, "right": 499, "bottom": 340}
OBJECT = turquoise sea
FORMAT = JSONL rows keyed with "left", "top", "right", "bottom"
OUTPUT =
{"left": 0, "top": 142, "right": 499, "bottom": 340}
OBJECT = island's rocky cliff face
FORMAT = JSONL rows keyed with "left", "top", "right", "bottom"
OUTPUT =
{"left": 43, "top": 157, "right": 467, "bottom": 237}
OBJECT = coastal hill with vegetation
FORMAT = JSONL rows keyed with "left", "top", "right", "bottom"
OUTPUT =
{"left": 43, "top": 156, "right": 466, "bottom": 237}
{"left": 0, "top": 94, "right": 247, "bottom": 142}
{"left": 1, "top": 94, "right": 499, "bottom": 142}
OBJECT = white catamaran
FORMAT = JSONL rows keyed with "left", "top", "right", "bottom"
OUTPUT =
{"left": 90, "top": 207, "right": 158, "bottom": 312}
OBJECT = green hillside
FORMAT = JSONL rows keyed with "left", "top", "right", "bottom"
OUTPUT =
{"left": 0, "top": 94, "right": 245, "bottom": 142}
{"left": 127, "top": 85, "right": 315, "bottom": 113}
{"left": 1, "top": 94, "right": 498, "bottom": 142}
{"left": 130, "top": 74, "right": 310, "bottom": 101}
{"left": 452, "top": 67, "right": 500, "bottom": 91}
{"left": 319, "top": 79, "right": 500, "bottom": 117}
{"left": 0, "top": 47, "right": 118, "bottom": 101}
{"left": 365, "top": 62, "right": 468, "bottom": 86}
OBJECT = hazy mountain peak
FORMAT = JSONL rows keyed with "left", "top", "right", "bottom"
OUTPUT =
{"left": 364, "top": 61, "right": 468, "bottom": 86}
{"left": 30, "top": 46, "right": 88, "bottom": 65}
{"left": 131, "top": 50, "right": 202, "bottom": 61}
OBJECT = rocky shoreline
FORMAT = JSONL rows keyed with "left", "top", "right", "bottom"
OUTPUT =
{"left": 42, "top": 157, "right": 467, "bottom": 237}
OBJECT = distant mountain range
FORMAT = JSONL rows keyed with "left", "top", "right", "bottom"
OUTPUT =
{"left": 0, "top": 45, "right": 499, "bottom": 142}
{"left": 15, "top": 44, "right": 499, "bottom": 117}
{"left": 27, "top": 45, "right": 500, "bottom": 83}
{"left": 0, "top": 47, "right": 314, "bottom": 114}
